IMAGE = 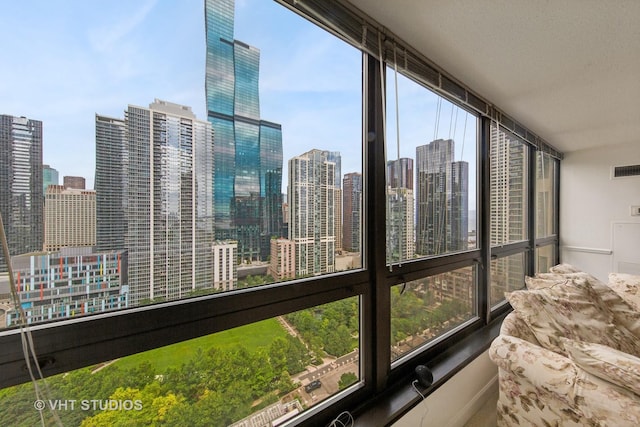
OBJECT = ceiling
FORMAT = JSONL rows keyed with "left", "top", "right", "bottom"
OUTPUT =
{"left": 347, "top": 0, "right": 640, "bottom": 154}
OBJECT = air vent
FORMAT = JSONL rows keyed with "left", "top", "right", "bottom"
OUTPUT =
{"left": 613, "top": 165, "right": 640, "bottom": 178}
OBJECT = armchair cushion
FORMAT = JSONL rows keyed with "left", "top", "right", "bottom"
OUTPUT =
{"left": 549, "top": 263, "right": 582, "bottom": 274}
{"left": 562, "top": 338, "right": 640, "bottom": 396}
{"left": 525, "top": 273, "right": 640, "bottom": 338}
{"left": 506, "top": 281, "right": 640, "bottom": 357}
{"left": 608, "top": 273, "right": 640, "bottom": 311}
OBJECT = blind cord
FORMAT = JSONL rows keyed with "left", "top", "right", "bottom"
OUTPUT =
{"left": 0, "top": 211, "right": 62, "bottom": 426}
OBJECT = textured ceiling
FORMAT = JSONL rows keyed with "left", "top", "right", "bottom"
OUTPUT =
{"left": 347, "top": 0, "right": 640, "bottom": 153}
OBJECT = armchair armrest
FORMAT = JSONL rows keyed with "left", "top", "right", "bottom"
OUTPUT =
{"left": 489, "top": 334, "right": 577, "bottom": 396}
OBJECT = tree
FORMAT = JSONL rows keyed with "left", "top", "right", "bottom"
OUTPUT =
{"left": 324, "top": 325, "right": 352, "bottom": 357}
{"left": 338, "top": 372, "right": 358, "bottom": 390}
{"left": 79, "top": 385, "right": 184, "bottom": 427}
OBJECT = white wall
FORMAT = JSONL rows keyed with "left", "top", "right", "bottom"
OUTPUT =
{"left": 560, "top": 141, "right": 640, "bottom": 281}
{"left": 392, "top": 351, "right": 498, "bottom": 427}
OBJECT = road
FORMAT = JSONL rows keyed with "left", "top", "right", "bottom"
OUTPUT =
{"left": 294, "top": 349, "right": 360, "bottom": 407}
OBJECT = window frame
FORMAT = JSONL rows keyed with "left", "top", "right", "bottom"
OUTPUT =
{"left": 0, "top": 1, "right": 562, "bottom": 425}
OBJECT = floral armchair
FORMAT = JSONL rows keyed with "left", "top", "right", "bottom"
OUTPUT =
{"left": 489, "top": 266, "right": 640, "bottom": 426}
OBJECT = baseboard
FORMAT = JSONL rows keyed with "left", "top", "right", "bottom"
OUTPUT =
{"left": 446, "top": 374, "right": 498, "bottom": 427}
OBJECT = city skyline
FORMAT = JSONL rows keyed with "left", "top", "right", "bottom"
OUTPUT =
{"left": 1, "top": 1, "right": 476, "bottom": 201}
{"left": 0, "top": 0, "right": 363, "bottom": 193}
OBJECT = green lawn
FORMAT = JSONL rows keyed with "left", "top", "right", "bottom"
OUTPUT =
{"left": 113, "top": 317, "right": 288, "bottom": 373}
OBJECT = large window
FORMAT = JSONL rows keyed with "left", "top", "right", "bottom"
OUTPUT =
{"left": 536, "top": 244, "right": 557, "bottom": 274}
{"left": 391, "top": 266, "right": 477, "bottom": 362}
{"left": 488, "top": 125, "right": 530, "bottom": 307}
{"left": 534, "top": 151, "right": 559, "bottom": 274}
{"left": 385, "top": 69, "right": 478, "bottom": 264}
{"left": 489, "top": 124, "right": 528, "bottom": 246}
{"left": 0, "top": 299, "right": 360, "bottom": 426}
{"left": 382, "top": 54, "right": 481, "bottom": 375}
{"left": 490, "top": 252, "right": 526, "bottom": 307}
{"left": 536, "top": 152, "right": 558, "bottom": 239}
{"left": 0, "top": 1, "right": 561, "bottom": 425}
{"left": 0, "top": 0, "right": 362, "bottom": 329}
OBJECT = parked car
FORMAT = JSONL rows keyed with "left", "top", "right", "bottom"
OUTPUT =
{"left": 304, "top": 380, "right": 322, "bottom": 393}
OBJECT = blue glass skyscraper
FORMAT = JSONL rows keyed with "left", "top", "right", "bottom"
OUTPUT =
{"left": 205, "top": 0, "right": 283, "bottom": 262}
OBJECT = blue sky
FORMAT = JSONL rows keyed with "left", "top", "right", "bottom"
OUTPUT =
{"left": 1, "top": 0, "right": 476, "bottom": 204}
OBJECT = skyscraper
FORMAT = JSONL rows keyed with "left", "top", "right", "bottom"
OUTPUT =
{"left": 43, "top": 164, "right": 59, "bottom": 194}
{"left": 489, "top": 125, "right": 527, "bottom": 299}
{"left": 205, "top": 0, "right": 283, "bottom": 263}
{"left": 327, "top": 152, "right": 343, "bottom": 253}
{"left": 416, "top": 139, "right": 468, "bottom": 256}
{"left": 44, "top": 185, "right": 96, "bottom": 251}
{"left": 342, "top": 172, "right": 362, "bottom": 252}
{"left": 96, "top": 100, "right": 215, "bottom": 306}
{"left": 490, "top": 126, "right": 527, "bottom": 245}
{"left": 288, "top": 149, "right": 339, "bottom": 276}
{"left": 63, "top": 176, "right": 86, "bottom": 190}
{"left": 387, "top": 158, "right": 415, "bottom": 263}
{"left": 0, "top": 115, "right": 43, "bottom": 273}
{"left": 388, "top": 157, "right": 413, "bottom": 190}
{"left": 95, "top": 114, "right": 127, "bottom": 252}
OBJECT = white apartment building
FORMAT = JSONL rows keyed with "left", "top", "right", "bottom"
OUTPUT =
{"left": 288, "top": 149, "right": 338, "bottom": 276}
{"left": 213, "top": 240, "right": 237, "bottom": 291}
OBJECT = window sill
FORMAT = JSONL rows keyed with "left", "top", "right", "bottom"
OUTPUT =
{"left": 351, "top": 313, "right": 505, "bottom": 426}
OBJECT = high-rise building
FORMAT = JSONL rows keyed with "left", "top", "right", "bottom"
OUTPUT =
{"left": 205, "top": 0, "right": 283, "bottom": 263}
{"left": 281, "top": 201, "right": 289, "bottom": 239}
{"left": 326, "top": 151, "right": 342, "bottom": 253}
{"left": 95, "top": 114, "right": 127, "bottom": 252}
{"left": 416, "top": 139, "right": 468, "bottom": 256}
{"left": 44, "top": 185, "right": 96, "bottom": 251}
{"left": 43, "top": 164, "right": 59, "bottom": 194}
{"left": 489, "top": 126, "right": 527, "bottom": 298}
{"left": 213, "top": 240, "right": 238, "bottom": 291}
{"left": 63, "top": 176, "right": 86, "bottom": 190}
{"left": 387, "top": 158, "right": 415, "bottom": 263}
{"left": 489, "top": 126, "right": 527, "bottom": 244}
{"left": 342, "top": 172, "right": 362, "bottom": 252}
{"left": 288, "top": 149, "right": 338, "bottom": 276}
{"left": 268, "top": 238, "right": 296, "bottom": 280}
{"left": 388, "top": 157, "right": 414, "bottom": 190}
{"left": 96, "top": 100, "right": 215, "bottom": 306}
{"left": 0, "top": 115, "right": 43, "bottom": 273}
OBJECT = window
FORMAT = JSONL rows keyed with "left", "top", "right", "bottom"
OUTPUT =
{"left": 536, "top": 152, "right": 558, "bottom": 239}
{"left": 0, "top": 1, "right": 562, "bottom": 425}
{"left": 488, "top": 124, "right": 530, "bottom": 307}
{"left": 535, "top": 244, "right": 556, "bottom": 274}
{"left": 0, "top": 298, "right": 360, "bottom": 426}
{"left": 0, "top": 0, "right": 362, "bottom": 328}
{"left": 385, "top": 69, "right": 478, "bottom": 264}
{"left": 391, "top": 266, "right": 477, "bottom": 362}
{"left": 489, "top": 124, "right": 528, "bottom": 246}
{"left": 490, "top": 252, "right": 526, "bottom": 307}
